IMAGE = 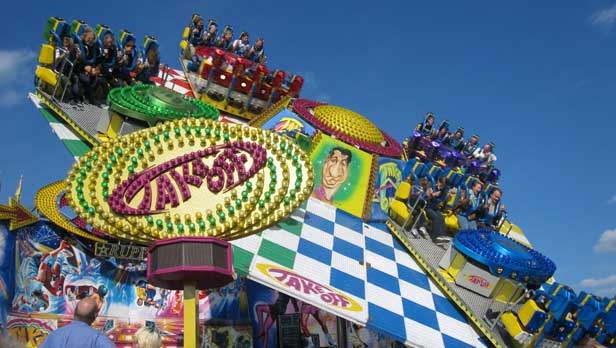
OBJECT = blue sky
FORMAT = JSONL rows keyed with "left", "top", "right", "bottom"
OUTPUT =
{"left": 0, "top": 1, "right": 615, "bottom": 296}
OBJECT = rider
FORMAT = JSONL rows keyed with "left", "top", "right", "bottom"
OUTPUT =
{"left": 215, "top": 26, "right": 234, "bottom": 51}
{"left": 472, "top": 142, "right": 497, "bottom": 168}
{"left": 246, "top": 37, "right": 266, "bottom": 64}
{"left": 232, "top": 31, "right": 251, "bottom": 57}
{"left": 415, "top": 112, "right": 436, "bottom": 138}
{"left": 189, "top": 14, "right": 204, "bottom": 47}
{"left": 202, "top": 19, "right": 218, "bottom": 47}
{"left": 455, "top": 179, "right": 483, "bottom": 230}
{"left": 477, "top": 187, "right": 505, "bottom": 229}
{"left": 433, "top": 120, "right": 450, "bottom": 142}
{"left": 444, "top": 127, "right": 465, "bottom": 152}
{"left": 462, "top": 134, "right": 480, "bottom": 158}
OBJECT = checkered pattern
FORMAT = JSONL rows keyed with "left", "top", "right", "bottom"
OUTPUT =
{"left": 241, "top": 198, "right": 489, "bottom": 348}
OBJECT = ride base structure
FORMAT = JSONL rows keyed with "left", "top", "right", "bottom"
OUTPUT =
{"left": 0, "top": 13, "right": 613, "bottom": 348}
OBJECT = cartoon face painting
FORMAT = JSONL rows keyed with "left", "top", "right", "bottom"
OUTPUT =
{"left": 313, "top": 147, "right": 352, "bottom": 203}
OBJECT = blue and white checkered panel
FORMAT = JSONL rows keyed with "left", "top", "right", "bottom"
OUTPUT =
{"left": 363, "top": 222, "right": 482, "bottom": 348}
{"left": 300, "top": 199, "right": 367, "bottom": 301}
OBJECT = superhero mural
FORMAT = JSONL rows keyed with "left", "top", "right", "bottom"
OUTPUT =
{"left": 7, "top": 222, "right": 251, "bottom": 346}
{"left": 0, "top": 222, "right": 16, "bottom": 327}
{"left": 371, "top": 158, "right": 405, "bottom": 221}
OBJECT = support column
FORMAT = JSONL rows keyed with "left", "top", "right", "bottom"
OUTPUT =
{"left": 184, "top": 281, "right": 197, "bottom": 348}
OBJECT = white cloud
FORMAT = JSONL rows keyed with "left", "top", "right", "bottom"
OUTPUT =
{"left": 608, "top": 195, "right": 616, "bottom": 204}
{"left": 0, "top": 50, "right": 36, "bottom": 107}
{"left": 590, "top": 4, "right": 616, "bottom": 31}
{"left": 596, "top": 287, "right": 616, "bottom": 297}
{"left": 594, "top": 229, "right": 616, "bottom": 253}
{"left": 579, "top": 274, "right": 616, "bottom": 288}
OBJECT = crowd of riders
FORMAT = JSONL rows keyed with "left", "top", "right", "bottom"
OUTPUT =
{"left": 185, "top": 14, "right": 266, "bottom": 72}
{"left": 45, "top": 18, "right": 160, "bottom": 106}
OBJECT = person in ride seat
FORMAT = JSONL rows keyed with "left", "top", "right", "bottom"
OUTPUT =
{"left": 462, "top": 134, "right": 480, "bottom": 158}
{"left": 232, "top": 31, "right": 251, "bottom": 57}
{"left": 455, "top": 179, "right": 483, "bottom": 230}
{"left": 472, "top": 142, "right": 497, "bottom": 168}
{"left": 98, "top": 31, "right": 121, "bottom": 88}
{"left": 136, "top": 41, "right": 160, "bottom": 85}
{"left": 215, "top": 26, "right": 234, "bottom": 51}
{"left": 54, "top": 31, "right": 80, "bottom": 102}
{"left": 415, "top": 112, "right": 436, "bottom": 138}
{"left": 76, "top": 27, "right": 103, "bottom": 105}
{"left": 189, "top": 15, "right": 204, "bottom": 47}
{"left": 444, "top": 127, "right": 465, "bottom": 152}
{"left": 476, "top": 187, "right": 505, "bottom": 229}
{"left": 424, "top": 176, "right": 453, "bottom": 246}
{"left": 202, "top": 19, "right": 218, "bottom": 47}
{"left": 246, "top": 37, "right": 266, "bottom": 64}
{"left": 115, "top": 38, "right": 138, "bottom": 85}
{"left": 433, "top": 120, "right": 450, "bottom": 142}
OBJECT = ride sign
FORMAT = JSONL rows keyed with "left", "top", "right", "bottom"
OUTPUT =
{"left": 65, "top": 118, "right": 314, "bottom": 243}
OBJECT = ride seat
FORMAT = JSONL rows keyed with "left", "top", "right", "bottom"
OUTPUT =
{"left": 36, "top": 65, "right": 58, "bottom": 87}
{"left": 182, "top": 26, "right": 190, "bottom": 40}
{"left": 36, "top": 44, "right": 58, "bottom": 87}
{"left": 38, "top": 44, "right": 55, "bottom": 66}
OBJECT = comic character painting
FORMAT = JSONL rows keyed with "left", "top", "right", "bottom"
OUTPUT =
{"left": 260, "top": 110, "right": 316, "bottom": 138}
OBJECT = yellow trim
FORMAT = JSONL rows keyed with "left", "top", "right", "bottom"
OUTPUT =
{"left": 34, "top": 181, "right": 106, "bottom": 243}
{"left": 494, "top": 278, "right": 525, "bottom": 304}
{"left": 385, "top": 219, "right": 503, "bottom": 348}
{"left": 35, "top": 66, "right": 58, "bottom": 87}
{"left": 248, "top": 95, "right": 293, "bottom": 128}
{"left": 447, "top": 251, "right": 466, "bottom": 279}
{"left": 395, "top": 182, "right": 411, "bottom": 201}
{"left": 36, "top": 90, "right": 99, "bottom": 146}
{"left": 39, "top": 44, "right": 55, "bottom": 65}
{"left": 106, "top": 112, "right": 124, "bottom": 138}
{"left": 501, "top": 311, "right": 525, "bottom": 339}
{"left": 184, "top": 281, "right": 197, "bottom": 348}
{"left": 518, "top": 299, "right": 545, "bottom": 328}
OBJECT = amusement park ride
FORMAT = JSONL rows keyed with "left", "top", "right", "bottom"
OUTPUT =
{"left": 0, "top": 13, "right": 614, "bottom": 348}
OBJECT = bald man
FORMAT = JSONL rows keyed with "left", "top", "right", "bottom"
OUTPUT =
{"left": 40, "top": 297, "right": 116, "bottom": 348}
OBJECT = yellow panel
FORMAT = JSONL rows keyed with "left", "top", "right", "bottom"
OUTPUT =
{"left": 390, "top": 200, "right": 410, "bottom": 225}
{"left": 39, "top": 44, "right": 55, "bottom": 65}
{"left": 501, "top": 312, "right": 525, "bottom": 339}
{"left": 182, "top": 26, "right": 190, "bottom": 39}
{"left": 36, "top": 66, "right": 58, "bottom": 87}
{"left": 395, "top": 182, "right": 411, "bottom": 201}
{"left": 184, "top": 281, "right": 197, "bottom": 348}
{"left": 106, "top": 112, "right": 124, "bottom": 138}
{"left": 447, "top": 252, "right": 466, "bottom": 279}
{"left": 179, "top": 40, "right": 188, "bottom": 50}
{"left": 579, "top": 293, "right": 591, "bottom": 306}
{"left": 494, "top": 279, "right": 525, "bottom": 304}
{"left": 518, "top": 299, "right": 545, "bottom": 327}
{"left": 444, "top": 211, "right": 460, "bottom": 231}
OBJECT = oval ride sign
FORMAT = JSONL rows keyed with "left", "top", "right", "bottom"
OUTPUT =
{"left": 65, "top": 118, "right": 314, "bottom": 243}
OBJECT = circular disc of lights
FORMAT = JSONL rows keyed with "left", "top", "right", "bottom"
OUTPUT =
{"left": 292, "top": 99, "right": 403, "bottom": 157}
{"left": 108, "top": 85, "right": 219, "bottom": 125}
{"left": 65, "top": 118, "right": 314, "bottom": 244}
{"left": 453, "top": 229, "right": 556, "bottom": 286}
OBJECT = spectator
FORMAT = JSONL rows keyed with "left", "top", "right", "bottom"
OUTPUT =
{"left": 456, "top": 180, "right": 483, "bottom": 230}
{"left": 415, "top": 112, "right": 436, "bottom": 138}
{"left": 444, "top": 127, "right": 465, "bottom": 152}
{"left": 40, "top": 297, "right": 116, "bottom": 348}
{"left": 472, "top": 142, "right": 497, "bottom": 168}
{"left": 133, "top": 326, "right": 162, "bottom": 348}
{"left": 232, "top": 31, "right": 251, "bottom": 57}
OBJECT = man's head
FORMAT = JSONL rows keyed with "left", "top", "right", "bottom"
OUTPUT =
{"left": 469, "top": 135, "right": 479, "bottom": 145}
{"left": 103, "top": 32, "right": 114, "bottom": 48}
{"left": 224, "top": 28, "right": 233, "bottom": 40}
{"left": 255, "top": 37, "right": 264, "bottom": 49}
{"left": 471, "top": 180, "right": 483, "bottom": 194}
{"left": 489, "top": 188, "right": 502, "bottom": 204}
{"left": 426, "top": 114, "right": 434, "bottom": 126}
{"left": 240, "top": 32, "right": 249, "bottom": 43}
{"left": 454, "top": 128, "right": 464, "bottom": 138}
{"left": 483, "top": 143, "right": 492, "bottom": 153}
{"left": 74, "top": 297, "right": 100, "bottom": 326}
{"left": 124, "top": 39, "right": 135, "bottom": 53}
{"left": 321, "top": 147, "right": 352, "bottom": 192}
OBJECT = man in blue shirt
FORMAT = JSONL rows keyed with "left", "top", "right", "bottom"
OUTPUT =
{"left": 40, "top": 297, "right": 116, "bottom": 348}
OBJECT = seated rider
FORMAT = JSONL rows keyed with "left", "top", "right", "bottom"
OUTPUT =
{"left": 477, "top": 187, "right": 505, "bottom": 229}
{"left": 455, "top": 179, "right": 483, "bottom": 230}
{"left": 53, "top": 31, "right": 80, "bottom": 102}
{"left": 232, "top": 31, "right": 251, "bottom": 57}
{"left": 115, "top": 37, "right": 138, "bottom": 85}
{"left": 75, "top": 27, "right": 103, "bottom": 104}
{"left": 423, "top": 176, "right": 453, "bottom": 245}
{"left": 415, "top": 112, "right": 436, "bottom": 138}
{"left": 433, "top": 120, "right": 450, "bottom": 142}
{"left": 189, "top": 15, "right": 204, "bottom": 47}
{"left": 472, "top": 142, "right": 497, "bottom": 168}
{"left": 444, "top": 127, "right": 465, "bottom": 152}
{"left": 136, "top": 39, "right": 160, "bottom": 84}
{"left": 462, "top": 134, "right": 480, "bottom": 158}
{"left": 215, "top": 26, "right": 234, "bottom": 51}
{"left": 246, "top": 37, "right": 266, "bottom": 64}
{"left": 202, "top": 19, "right": 218, "bottom": 47}
{"left": 98, "top": 31, "right": 120, "bottom": 87}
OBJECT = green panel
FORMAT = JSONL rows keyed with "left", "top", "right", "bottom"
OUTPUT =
{"left": 63, "top": 139, "right": 91, "bottom": 157}
{"left": 257, "top": 239, "right": 296, "bottom": 269}
{"left": 277, "top": 217, "right": 303, "bottom": 236}
{"left": 232, "top": 246, "right": 254, "bottom": 276}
